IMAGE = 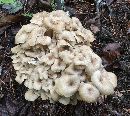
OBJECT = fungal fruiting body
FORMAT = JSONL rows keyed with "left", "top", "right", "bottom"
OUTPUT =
{"left": 11, "top": 10, "right": 117, "bottom": 105}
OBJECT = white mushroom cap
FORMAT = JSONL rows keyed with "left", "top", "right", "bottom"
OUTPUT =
{"left": 50, "top": 87, "right": 60, "bottom": 101}
{"left": 15, "top": 32, "right": 28, "bottom": 44}
{"left": 73, "top": 45, "right": 92, "bottom": 70}
{"left": 54, "top": 74, "right": 80, "bottom": 97}
{"left": 107, "top": 72, "right": 117, "bottom": 88}
{"left": 100, "top": 70, "right": 117, "bottom": 88}
{"left": 20, "top": 67, "right": 33, "bottom": 75}
{"left": 36, "top": 36, "right": 52, "bottom": 46}
{"left": 13, "top": 63, "right": 23, "bottom": 70}
{"left": 30, "top": 11, "right": 48, "bottom": 26}
{"left": 49, "top": 45, "right": 59, "bottom": 58}
{"left": 78, "top": 82, "right": 100, "bottom": 103}
{"left": 79, "top": 45, "right": 93, "bottom": 55}
{"left": 15, "top": 73, "right": 28, "bottom": 84}
{"left": 70, "top": 94, "right": 78, "bottom": 105}
{"left": 74, "top": 53, "right": 86, "bottom": 65}
{"left": 15, "top": 24, "right": 39, "bottom": 44}
{"left": 57, "top": 39, "right": 71, "bottom": 48}
{"left": 41, "top": 70, "right": 49, "bottom": 80}
{"left": 22, "top": 24, "right": 38, "bottom": 33}
{"left": 40, "top": 53, "right": 55, "bottom": 65}
{"left": 25, "top": 89, "right": 39, "bottom": 101}
{"left": 43, "top": 10, "right": 71, "bottom": 32}
{"left": 42, "top": 79, "right": 53, "bottom": 92}
{"left": 85, "top": 53, "right": 102, "bottom": 76}
{"left": 12, "top": 56, "right": 21, "bottom": 63}
{"left": 91, "top": 70, "right": 114, "bottom": 95}
{"left": 24, "top": 79, "right": 34, "bottom": 89}
{"left": 59, "top": 50, "right": 74, "bottom": 64}
{"left": 33, "top": 80, "right": 42, "bottom": 90}
{"left": 79, "top": 73, "right": 87, "bottom": 82}
{"left": 58, "top": 97, "right": 70, "bottom": 105}
{"left": 11, "top": 45, "right": 22, "bottom": 53}
{"left": 51, "top": 59, "right": 66, "bottom": 72}
{"left": 28, "top": 27, "right": 46, "bottom": 46}
{"left": 30, "top": 71, "right": 39, "bottom": 81}
{"left": 75, "top": 29, "right": 95, "bottom": 45}
{"left": 64, "top": 64, "right": 82, "bottom": 75}
{"left": 58, "top": 31, "right": 76, "bottom": 46}
{"left": 25, "top": 51, "right": 41, "bottom": 58}
{"left": 82, "top": 29, "right": 95, "bottom": 43}
{"left": 44, "top": 16, "right": 65, "bottom": 32}
{"left": 71, "top": 17, "right": 83, "bottom": 30}
{"left": 40, "top": 90, "right": 48, "bottom": 100}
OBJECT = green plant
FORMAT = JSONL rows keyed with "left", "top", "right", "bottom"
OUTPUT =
{"left": 0, "top": 0, "right": 23, "bottom": 13}
{"left": 0, "top": 0, "right": 15, "bottom": 4}
{"left": 22, "top": 13, "right": 33, "bottom": 18}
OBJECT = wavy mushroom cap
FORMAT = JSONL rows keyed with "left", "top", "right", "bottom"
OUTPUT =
{"left": 64, "top": 64, "right": 82, "bottom": 75}
{"left": 51, "top": 59, "right": 66, "bottom": 72}
{"left": 107, "top": 72, "right": 117, "bottom": 88}
{"left": 40, "top": 91, "right": 48, "bottom": 100}
{"left": 30, "top": 11, "right": 48, "bottom": 26}
{"left": 24, "top": 79, "right": 34, "bottom": 89}
{"left": 33, "top": 80, "right": 42, "bottom": 90}
{"left": 85, "top": 53, "right": 102, "bottom": 76}
{"left": 55, "top": 74, "right": 80, "bottom": 97}
{"left": 91, "top": 70, "right": 114, "bottom": 95}
{"left": 15, "top": 24, "right": 39, "bottom": 44}
{"left": 58, "top": 97, "right": 70, "bottom": 105}
{"left": 15, "top": 73, "right": 28, "bottom": 84}
{"left": 99, "top": 69, "right": 117, "bottom": 88}
{"left": 78, "top": 82, "right": 100, "bottom": 103}
{"left": 40, "top": 53, "right": 55, "bottom": 66}
{"left": 59, "top": 50, "right": 74, "bottom": 64}
{"left": 25, "top": 89, "right": 39, "bottom": 101}
{"left": 58, "top": 31, "right": 76, "bottom": 43}
{"left": 43, "top": 11, "right": 68, "bottom": 32}
{"left": 50, "top": 87, "right": 60, "bottom": 101}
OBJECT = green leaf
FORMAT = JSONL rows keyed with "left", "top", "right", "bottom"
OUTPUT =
{"left": 22, "top": 13, "right": 33, "bottom": 18}
{"left": 0, "top": 0, "right": 23, "bottom": 13}
{"left": 0, "top": 0, "right": 15, "bottom": 4}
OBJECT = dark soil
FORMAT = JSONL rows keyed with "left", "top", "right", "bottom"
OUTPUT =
{"left": 0, "top": 0, "right": 130, "bottom": 116}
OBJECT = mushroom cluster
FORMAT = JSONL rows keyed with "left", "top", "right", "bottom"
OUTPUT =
{"left": 11, "top": 10, "right": 117, "bottom": 105}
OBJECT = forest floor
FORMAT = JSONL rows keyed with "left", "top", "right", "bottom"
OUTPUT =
{"left": 0, "top": 0, "right": 130, "bottom": 116}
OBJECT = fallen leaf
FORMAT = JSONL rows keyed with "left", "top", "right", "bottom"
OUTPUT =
{"left": 5, "top": 94, "right": 25, "bottom": 115}
{"left": 0, "top": 104, "right": 9, "bottom": 116}
{"left": 0, "top": 14, "right": 25, "bottom": 27}
{"left": 90, "top": 24, "right": 100, "bottom": 34}
{"left": 102, "top": 43, "right": 121, "bottom": 63}
{"left": 105, "top": 0, "right": 115, "bottom": 5}
{"left": 40, "top": 0, "right": 50, "bottom": 6}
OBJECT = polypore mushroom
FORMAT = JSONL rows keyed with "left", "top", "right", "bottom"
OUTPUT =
{"left": 58, "top": 97, "right": 70, "bottom": 105}
{"left": 54, "top": 74, "right": 80, "bottom": 97}
{"left": 78, "top": 82, "right": 100, "bottom": 103}
{"left": 91, "top": 70, "right": 115, "bottom": 95}
{"left": 40, "top": 90, "right": 48, "bottom": 100}
{"left": 30, "top": 11, "right": 48, "bottom": 26}
{"left": 11, "top": 10, "right": 117, "bottom": 105}
{"left": 51, "top": 59, "right": 66, "bottom": 72}
{"left": 106, "top": 71, "right": 117, "bottom": 88}
{"left": 85, "top": 52, "right": 102, "bottom": 76}
{"left": 15, "top": 73, "right": 28, "bottom": 84}
{"left": 25, "top": 89, "right": 39, "bottom": 101}
{"left": 50, "top": 87, "right": 60, "bottom": 101}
